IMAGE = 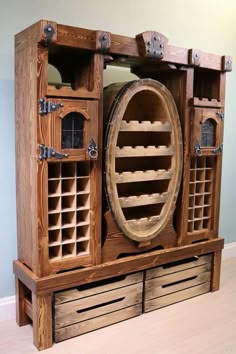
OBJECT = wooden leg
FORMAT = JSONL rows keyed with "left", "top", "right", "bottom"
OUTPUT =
{"left": 32, "top": 293, "right": 53, "bottom": 350}
{"left": 15, "top": 277, "right": 31, "bottom": 326}
{"left": 211, "top": 250, "right": 222, "bottom": 292}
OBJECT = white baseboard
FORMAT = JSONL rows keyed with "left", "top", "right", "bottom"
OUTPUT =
{"left": 1, "top": 242, "right": 236, "bottom": 322}
{"left": 222, "top": 241, "right": 236, "bottom": 259}
{"left": 0, "top": 296, "right": 16, "bottom": 322}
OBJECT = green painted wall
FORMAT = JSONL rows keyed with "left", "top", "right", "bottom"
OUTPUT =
{"left": 0, "top": 0, "right": 235, "bottom": 297}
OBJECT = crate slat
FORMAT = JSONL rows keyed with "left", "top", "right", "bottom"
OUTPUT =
{"left": 144, "top": 282, "right": 211, "bottom": 312}
{"left": 55, "top": 304, "right": 142, "bottom": 342}
{"left": 145, "top": 254, "right": 212, "bottom": 280}
{"left": 55, "top": 282, "right": 143, "bottom": 329}
{"left": 55, "top": 272, "right": 143, "bottom": 305}
{"left": 145, "top": 263, "right": 211, "bottom": 300}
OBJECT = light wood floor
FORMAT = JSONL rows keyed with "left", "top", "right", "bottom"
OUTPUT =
{"left": 1, "top": 257, "right": 236, "bottom": 354}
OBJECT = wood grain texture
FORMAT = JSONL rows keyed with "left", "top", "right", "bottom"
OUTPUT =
{"left": 211, "top": 250, "right": 222, "bottom": 292}
{"left": 13, "top": 239, "right": 223, "bottom": 294}
{"left": 15, "top": 43, "right": 39, "bottom": 273}
{"left": 32, "top": 293, "right": 52, "bottom": 350}
{"left": 55, "top": 272, "right": 143, "bottom": 305}
{"left": 144, "top": 282, "right": 211, "bottom": 312}
{"left": 104, "top": 79, "right": 183, "bottom": 243}
{"left": 145, "top": 254, "right": 212, "bottom": 279}
{"left": 145, "top": 263, "right": 211, "bottom": 300}
{"left": 54, "top": 282, "right": 143, "bottom": 329}
{"left": 102, "top": 211, "right": 177, "bottom": 262}
{"left": 15, "top": 278, "right": 31, "bottom": 326}
{"left": 54, "top": 304, "right": 142, "bottom": 343}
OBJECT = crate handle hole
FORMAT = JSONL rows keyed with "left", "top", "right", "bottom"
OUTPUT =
{"left": 162, "top": 276, "right": 197, "bottom": 288}
{"left": 76, "top": 297, "right": 125, "bottom": 314}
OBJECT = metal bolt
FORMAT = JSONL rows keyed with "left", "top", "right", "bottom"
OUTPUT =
{"left": 39, "top": 98, "right": 44, "bottom": 103}
{"left": 47, "top": 26, "right": 52, "bottom": 32}
{"left": 51, "top": 104, "right": 56, "bottom": 109}
{"left": 195, "top": 53, "right": 199, "bottom": 58}
{"left": 226, "top": 59, "right": 231, "bottom": 65}
{"left": 153, "top": 36, "right": 157, "bottom": 41}
{"left": 160, "top": 51, "right": 163, "bottom": 57}
{"left": 60, "top": 103, "right": 64, "bottom": 107}
{"left": 147, "top": 41, "right": 151, "bottom": 46}
{"left": 102, "top": 34, "right": 108, "bottom": 41}
{"left": 154, "top": 51, "right": 157, "bottom": 55}
{"left": 160, "top": 44, "right": 164, "bottom": 48}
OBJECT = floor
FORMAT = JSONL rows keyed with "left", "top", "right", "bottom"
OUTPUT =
{"left": 1, "top": 257, "right": 236, "bottom": 354}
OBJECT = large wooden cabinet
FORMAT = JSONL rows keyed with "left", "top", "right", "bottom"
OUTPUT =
{"left": 14, "top": 20, "right": 231, "bottom": 350}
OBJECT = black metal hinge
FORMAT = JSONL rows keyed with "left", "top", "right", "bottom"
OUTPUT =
{"left": 39, "top": 144, "right": 68, "bottom": 161}
{"left": 216, "top": 112, "right": 224, "bottom": 120}
{"left": 39, "top": 98, "right": 64, "bottom": 116}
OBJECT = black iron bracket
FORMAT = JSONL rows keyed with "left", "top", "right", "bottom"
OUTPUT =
{"left": 136, "top": 31, "right": 168, "bottom": 59}
{"left": 43, "top": 23, "right": 55, "bottom": 45}
{"left": 99, "top": 32, "right": 110, "bottom": 51}
{"left": 39, "top": 144, "right": 69, "bottom": 161}
{"left": 39, "top": 98, "right": 64, "bottom": 116}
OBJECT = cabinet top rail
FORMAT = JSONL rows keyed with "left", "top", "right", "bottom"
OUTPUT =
{"left": 15, "top": 19, "right": 232, "bottom": 72}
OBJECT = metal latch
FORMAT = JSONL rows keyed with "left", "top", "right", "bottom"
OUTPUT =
{"left": 194, "top": 143, "right": 202, "bottom": 156}
{"left": 39, "top": 98, "right": 64, "bottom": 116}
{"left": 212, "top": 144, "right": 223, "bottom": 154}
{"left": 39, "top": 144, "right": 69, "bottom": 161}
{"left": 87, "top": 138, "right": 98, "bottom": 159}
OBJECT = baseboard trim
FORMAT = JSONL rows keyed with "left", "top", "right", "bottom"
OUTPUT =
{"left": 1, "top": 242, "right": 236, "bottom": 322}
{"left": 0, "top": 296, "right": 16, "bottom": 322}
{"left": 222, "top": 241, "right": 236, "bottom": 259}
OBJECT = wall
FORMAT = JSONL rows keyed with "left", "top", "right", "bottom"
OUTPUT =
{"left": 0, "top": 0, "right": 236, "bottom": 298}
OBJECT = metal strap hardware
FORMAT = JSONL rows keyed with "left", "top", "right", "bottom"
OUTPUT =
{"left": 212, "top": 144, "right": 223, "bottom": 154}
{"left": 39, "top": 144, "right": 68, "bottom": 161}
{"left": 39, "top": 98, "right": 64, "bottom": 116}
{"left": 216, "top": 112, "right": 224, "bottom": 120}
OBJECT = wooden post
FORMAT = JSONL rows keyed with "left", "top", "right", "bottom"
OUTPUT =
{"left": 15, "top": 277, "right": 31, "bottom": 326}
{"left": 211, "top": 250, "right": 222, "bottom": 292}
{"left": 32, "top": 293, "right": 53, "bottom": 350}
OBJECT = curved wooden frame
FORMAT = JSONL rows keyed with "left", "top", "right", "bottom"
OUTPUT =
{"left": 105, "top": 79, "right": 183, "bottom": 242}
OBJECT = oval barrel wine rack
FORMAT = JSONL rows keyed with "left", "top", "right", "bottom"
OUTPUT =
{"left": 104, "top": 79, "right": 183, "bottom": 242}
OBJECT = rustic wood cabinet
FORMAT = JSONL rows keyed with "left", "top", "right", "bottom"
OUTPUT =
{"left": 14, "top": 20, "right": 231, "bottom": 350}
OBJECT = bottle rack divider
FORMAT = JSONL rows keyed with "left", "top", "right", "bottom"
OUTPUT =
{"left": 48, "top": 161, "right": 91, "bottom": 260}
{"left": 187, "top": 157, "right": 214, "bottom": 233}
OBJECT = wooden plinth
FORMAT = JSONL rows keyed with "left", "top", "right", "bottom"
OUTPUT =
{"left": 14, "top": 238, "right": 223, "bottom": 350}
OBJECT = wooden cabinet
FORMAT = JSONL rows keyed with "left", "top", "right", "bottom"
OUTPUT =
{"left": 14, "top": 20, "right": 231, "bottom": 350}
{"left": 15, "top": 31, "right": 102, "bottom": 276}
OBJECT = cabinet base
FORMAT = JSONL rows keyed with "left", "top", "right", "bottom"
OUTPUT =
{"left": 14, "top": 238, "right": 223, "bottom": 350}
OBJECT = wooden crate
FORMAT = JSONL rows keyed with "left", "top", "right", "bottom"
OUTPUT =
{"left": 144, "top": 254, "right": 212, "bottom": 312}
{"left": 54, "top": 272, "right": 143, "bottom": 342}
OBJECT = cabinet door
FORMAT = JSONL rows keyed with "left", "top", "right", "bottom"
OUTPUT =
{"left": 46, "top": 99, "right": 98, "bottom": 162}
{"left": 190, "top": 108, "right": 223, "bottom": 156}
{"left": 39, "top": 99, "right": 100, "bottom": 274}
